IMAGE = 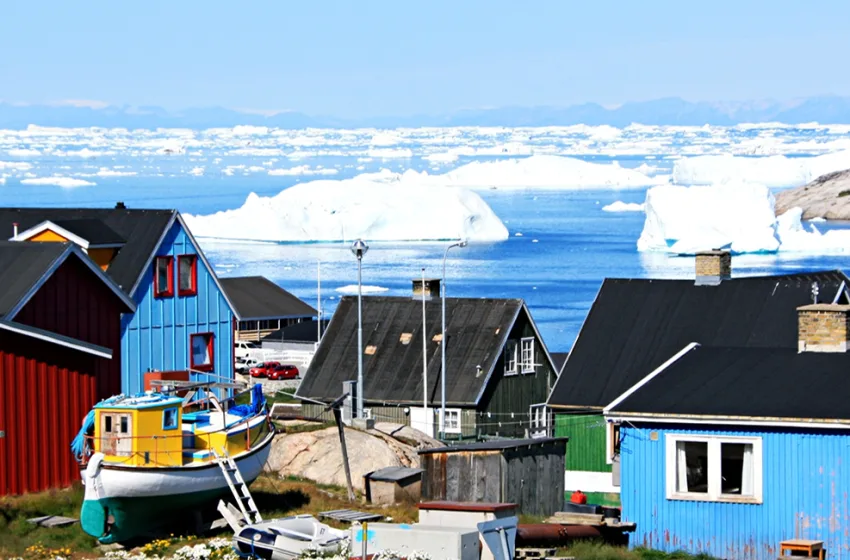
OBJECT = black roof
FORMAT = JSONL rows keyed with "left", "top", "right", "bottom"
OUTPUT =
{"left": 0, "top": 208, "right": 175, "bottom": 295}
{"left": 264, "top": 319, "right": 328, "bottom": 342}
{"left": 608, "top": 345, "right": 850, "bottom": 423}
{"left": 419, "top": 437, "right": 568, "bottom": 454}
{"left": 221, "top": 276, "right": 317, "bottom": 321}
{"left": 0, "top": 241, "right": 68, "bottom": 317}
{"left": 549, "top": 270, "right": 850, "bottom": 409}
{"left": 51, "top": 218, "right": 126, "bottom": 246}
{"left": 296, "top": 296, "right": 526, "bottom": 406}
{"left": 365, "top": 466, "right": 423, "bottom": 482}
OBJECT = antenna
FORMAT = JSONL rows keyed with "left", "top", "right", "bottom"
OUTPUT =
{"left": 812, "top": 282, "right": 820, "bottom": 304}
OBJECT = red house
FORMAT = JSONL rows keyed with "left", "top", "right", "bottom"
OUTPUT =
{"left": 0, "top": 241, "right": 134, "bottom": 495}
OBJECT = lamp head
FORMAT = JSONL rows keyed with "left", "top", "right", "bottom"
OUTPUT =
{"left": 458, "top": 239, "right": 468, "bottom": 248}
{"left": 350, "top": 239, "right": 368, "bottom": 260}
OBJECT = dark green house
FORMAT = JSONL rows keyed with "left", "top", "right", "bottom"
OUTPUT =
{"left": 297, "top": 280, "right": 558, "bottom": 440}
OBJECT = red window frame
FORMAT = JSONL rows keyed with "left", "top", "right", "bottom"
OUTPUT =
{"left": 177, "top": 254, "right": 198, "bottom": 296}
{"left": 190, "top": 332, "right": 214, "bottom": 371}
{"left": 154, "top": 256, "right": 174, "bottom": 298}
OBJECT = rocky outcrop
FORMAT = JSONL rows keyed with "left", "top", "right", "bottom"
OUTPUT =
{"left": 775, "top": 169, "right": 850, "bottom": 219}
{"left": 264, "top": 422, "right": 440, "bottom": 492}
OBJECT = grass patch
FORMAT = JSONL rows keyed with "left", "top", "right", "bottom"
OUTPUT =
{"left": 0, "top": 483, "right": 98, "bottom": 556}
{"left": 839, "top": 190, "right": 850, "bottom": 198}
{"left": 561, "top": 543, "right": 718, "bottom": 560}
{"left": 267, "top": 391, "right": 300, "bottom": 405}
{"left": 273, "top": 420, "right": 334, "bottom": 434}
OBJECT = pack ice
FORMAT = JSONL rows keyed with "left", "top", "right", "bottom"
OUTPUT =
{"left": 638, "top": 182, "right": 850, "bottom": 254}
{"left": 183, "top": 176, "right": 509, "bottom": 243}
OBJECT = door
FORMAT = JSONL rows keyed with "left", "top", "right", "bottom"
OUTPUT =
{"left": 100, "top": 413, "right": 133, "bottom": 456}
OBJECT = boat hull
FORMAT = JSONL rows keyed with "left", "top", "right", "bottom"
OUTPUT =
{"left": 81, "top": 432, "right": 273, "bottom": 543}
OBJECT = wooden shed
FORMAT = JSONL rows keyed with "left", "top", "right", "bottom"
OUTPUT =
{"left": 364, "top": 466, "right": 423, "bottom": 505}
{"left": 418, "top": 437, "right": 567, "bottom": 517}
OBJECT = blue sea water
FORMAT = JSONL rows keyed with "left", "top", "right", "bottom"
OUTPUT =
{"left": 2, "top": 126, "right": 849, "bottom": 352}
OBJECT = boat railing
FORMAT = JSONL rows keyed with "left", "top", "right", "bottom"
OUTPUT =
{"left": 78, "top": 411, "right": 274, "bottom": 468}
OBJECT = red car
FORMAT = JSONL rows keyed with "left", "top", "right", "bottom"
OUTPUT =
{"left": 268, "top": 364, "right": 299, "bottom": 380}
{"left": 249, "top": 361, "right": 280, "bottom": 378}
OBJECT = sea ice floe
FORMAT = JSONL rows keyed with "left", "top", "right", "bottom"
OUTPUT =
{"left": 6, "top": 148, "right": 40, "bottom": 157}
{"left": 602, "top": 201, "right": 645, "bottom": 212}
{"left": 267, "top": 165, "right": 338, "bottom": 176}
{"left": 638, "top": 182, "right": 850, "bottom": 255}
{"left": 335, "top": 285, "right": 390, "bottom": 295}
{"left": 183, "top": 175, "right": 509, "bottom": 243}
{"left": 21, "top": 176, "right": 95, "bottom": 187}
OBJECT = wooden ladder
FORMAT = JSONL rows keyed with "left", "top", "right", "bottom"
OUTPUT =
{"left": 213, "top": 449, "right": 262, "bottom": 525}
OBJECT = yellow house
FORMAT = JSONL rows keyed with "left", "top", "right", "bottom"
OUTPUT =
{"left": 12, "top": 219, "right": 125, "bottom": 270}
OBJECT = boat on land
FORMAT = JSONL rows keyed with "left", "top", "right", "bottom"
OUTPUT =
{"left": 72, "top": 382, "right": 274, "bottom": 543}
{"left": 232, "top": 515, "right": 347, "bottom": 560}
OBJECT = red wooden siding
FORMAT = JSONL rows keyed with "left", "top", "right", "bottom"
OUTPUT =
{"left": 15, "top": 255, "right": 125, "bottom": 398}
{"left": 0, "top": 331, "right": 97, "bottom": 495}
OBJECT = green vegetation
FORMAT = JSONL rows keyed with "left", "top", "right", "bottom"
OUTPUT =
{"left": 838, "top": 189, "right": 850, "bottom": 197}
{"left": 562, "top": 542, "right": 718, "bottom": 560}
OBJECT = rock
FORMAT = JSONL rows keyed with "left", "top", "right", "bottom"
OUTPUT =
{"left": 775, "top": 169, "right": 850, "bottom": 220}
{"left": 264, "top": 422, "right": 440, "bottom": 492}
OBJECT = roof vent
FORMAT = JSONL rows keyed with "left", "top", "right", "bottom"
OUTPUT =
{"left": 695, "top": 250, "right": 731, "bottom": 286}
{"left": 115, "top": 201, "right": 127, "bottom": 209}
{"left": 412, "top": 278, "right": 441, "bottom": 300}
{"left": 797, "top": 304, "right": 850, "bottom": 353}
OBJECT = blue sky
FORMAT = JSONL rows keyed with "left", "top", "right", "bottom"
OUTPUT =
{"left": 2, "top": 0, "right": 849, "bottom": 117}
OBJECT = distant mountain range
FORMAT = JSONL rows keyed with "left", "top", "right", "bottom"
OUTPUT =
{"left": 3, "top": 96, "right": 850, "bottom": 129}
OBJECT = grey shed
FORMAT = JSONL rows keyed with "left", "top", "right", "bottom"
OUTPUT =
{"left": 418, "top": 438, "right": 567, "bottom": 517}
{"left": 363, "top": 466, "right": 424, "bottom": 505}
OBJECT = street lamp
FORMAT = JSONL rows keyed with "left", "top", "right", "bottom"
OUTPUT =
{"left": 440, "top": 239, "right": 467, "bottom": 439}
{"left": 350, "top": 239, "right": 368, "bottom": 420}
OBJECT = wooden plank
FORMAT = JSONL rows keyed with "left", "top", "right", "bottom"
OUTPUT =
{"left": 546, "top": 512, "right": 604, "bottom": 525}
{"left": 27, "top": 515, "right": 78, "bottom": 528}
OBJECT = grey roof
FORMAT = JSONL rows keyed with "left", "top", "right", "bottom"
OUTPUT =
{"left": 0, "top": 319, "right": 113, "bottom": 358}
{"left": 0, "top": 208, "right": 176, "bottom": 295}
{"left": 365, "top": 466, "right": 423, "bottom": 482}
{"left": 0, "top": 241, "right": 68, "bottom": 317}
{"left": 221, "top": 276, "right": 317, "bottom": 321}
{"left": 549, "top": 270, "right": 850, "bottom": 409}
{"left": 419, "top": 437, "right": 568, "bottom": 455}
{"left": 608, "top": 345, "right": 850, "bottom": 423}
{"left": 296, "top": 296, "right": 525, "bottom": 406}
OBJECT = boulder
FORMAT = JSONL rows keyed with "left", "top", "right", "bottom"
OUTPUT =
{"left": 775, "top": 169, "right": 850, "bottom": 220}
{"left": 264, "top": 422, "right": 440, "bottom": 492}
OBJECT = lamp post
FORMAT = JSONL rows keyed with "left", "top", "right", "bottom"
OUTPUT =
{"left": 440, "top": 239, "right": 467, "bottom": 439}
{"left": 350, "top": 239, "right": 368, "bottom": 420}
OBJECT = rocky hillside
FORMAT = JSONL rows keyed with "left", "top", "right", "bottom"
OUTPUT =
{"left": 264, "top": 422, "right": 440, "bottom": 492}
{"left": 775, "top": 169, "right": 850, "bottom": 219}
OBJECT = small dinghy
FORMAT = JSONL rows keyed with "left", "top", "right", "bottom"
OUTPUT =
{"left": 232, "top": 515, "right": 347, "bottom": 560}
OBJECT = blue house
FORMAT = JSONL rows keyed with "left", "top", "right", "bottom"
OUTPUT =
{"left": 605, "top": 301, "right": 850, "bottom": 560}
{"left": 0, "top": 206, "right": 237, "bottom": 394}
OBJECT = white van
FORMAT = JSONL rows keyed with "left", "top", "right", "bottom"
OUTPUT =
{"left": 234, "top": 340, "right": 261, "bottom": 360}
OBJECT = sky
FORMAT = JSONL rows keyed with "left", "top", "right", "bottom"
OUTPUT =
{"left": 2, "top": 0, "right": 850, "bottom": 118}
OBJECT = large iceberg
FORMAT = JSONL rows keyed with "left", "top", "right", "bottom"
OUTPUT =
{"left": 672, "top": 150, "right": 850, "bottom": 188}
{"left": 638, "top": 182, "right": 850, "bottom": 255}
{"left": 184, "top": 176, "right": 509, "bottom": 243}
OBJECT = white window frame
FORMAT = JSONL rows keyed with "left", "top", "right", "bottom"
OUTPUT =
{"left": 504, "top": 340, "right": 518, "bottom": 376}
{"left": 520, "top": 337, "right": 535, "bottom": 374}
{"left": 529, "top": 404, "right": 548, "bottom": 437}
{"left": 605, "top": 422, "right": 619, "bottom": 465}
{"left": 443, "top": 409, "right": 462, "bottom": 434}
{"left": 665, "top": 434, "right": 763, "bottom": 504}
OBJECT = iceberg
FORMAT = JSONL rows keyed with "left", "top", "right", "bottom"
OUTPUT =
{"left": 335, "top": 285, "right": 389, "bottom": 295}
{"left": 602, "top": 201, "right": 644, "bottom": 212}
{"left": 672, "top": 150, "right": 850, "bottom": 188}
{"left": 21, "top": 176, "right": 95, "bottom": 187}
{"left": 638, "top": 181, "right": 850, "bottom": 255}
{"left": 184, "top": 176, "right": 509, "bottom": 243}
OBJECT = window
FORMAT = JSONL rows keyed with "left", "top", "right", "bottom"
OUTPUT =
{"left": 666, "top": 434, "right": 763, "bottom": 503}
{"left": 162, "top": 407, "right": 179, "bottom": 430}
{"left": 520, "top": 337, "right": 535, "bottom": 373}
{"left": 190, "top": 333, "right": 214, "bottom": 371}
{"left": 443, "top": 409, "right": 462, "bottom": 434}
{"left": 530, "top": 404, "right": 547, "bottom": 437}
{"left": 177, "top": 254, "right": 197, "bottom": 296}
{"left": 154, "top": 256, "right": 174, "bottom": 297}
{"left": 504, "top": 340, "right": 518, "bottom": 375}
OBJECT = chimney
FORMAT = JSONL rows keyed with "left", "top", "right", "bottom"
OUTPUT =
{"left": 115, "top": 201, "right": 127, "bottom": 209}
{"left": 412, "top": 278, "right": 441, "bottom": 300}
{"left": 797, "top": 304, "right": 850, "bottom": 353}
{"left": 12, "top": 222, "right": 18, "bottom": 238}
{"left": 695, "top": 250, "right": 731, "bottom": 286}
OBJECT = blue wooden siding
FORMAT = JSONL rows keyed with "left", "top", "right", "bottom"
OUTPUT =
{"left": 621, "top": 423, "right": 850, "bottom": 560}
{"left": 120, "top": 221, "right": 233, "bottom": 394}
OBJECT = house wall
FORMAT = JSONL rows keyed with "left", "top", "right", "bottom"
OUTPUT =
{"left": 477, "top": 314, "right": 556, "bottom": 439}
{"left": 0, "top": 331, "right": 98, "bottom": 495}
{"left": 121, "top": 221, "right": 234, "bottom": 394}
{"left": 621, "top": 423, "right": 850, "bottom": 560}
{"left": 554, "top": 412, "right": 620, "bottom": 506}
{"left": 299, "top": 403, "right": 478, "bottom": 438}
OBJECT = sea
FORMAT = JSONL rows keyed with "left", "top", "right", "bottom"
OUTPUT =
{"left": 2, "top": 124, "right": 849, "bottom": 352}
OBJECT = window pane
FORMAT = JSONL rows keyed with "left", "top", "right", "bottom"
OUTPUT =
{"left": 178, "top": 256, "right": 194, "bottom": 292}
{"left": 676, "top": 441, "right": 708, "bottom": 493}
{"left": 192, "top": 334, "right": 212, "bottom": 367}
{"left": 156, "top": 258, "right": 170, "bottom": 293}
{"left": 721, "top": 442, "right": 754, "bottom": 495}
{"left": 105, "top": 416, "right": 112, "bottom": 433}
{"left": 120, "top": 416, "right": 129, "bottom": 434}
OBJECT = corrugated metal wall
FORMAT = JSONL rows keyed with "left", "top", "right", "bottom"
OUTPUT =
{"left": 0, "top": 332, "right": 97, "bottom": 495}
{"left": 121, "top": 222, "right": 234, "bottom": 394}
{"left": 621, "top": 424, "right": 850, "bottom": 560}
{"left": 555, "top": 413, "right": 610, "bottom": 472}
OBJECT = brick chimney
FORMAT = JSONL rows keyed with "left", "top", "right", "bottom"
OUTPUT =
{"left": 412, "top": 278, "right": 441, "bottom": 299}
{"left": 797, "top": 304, "right": 850, "bottom": 353}
{"left": 695, "top": 250, "right": 731, "bottom": 286}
